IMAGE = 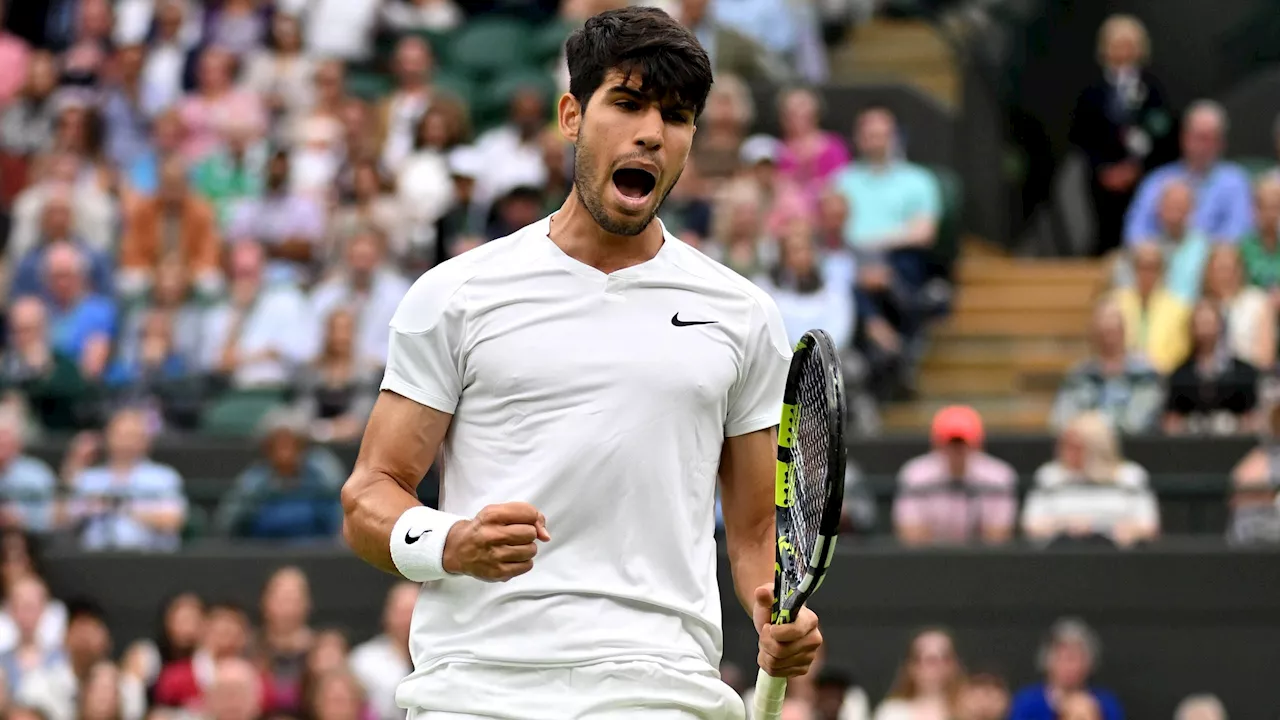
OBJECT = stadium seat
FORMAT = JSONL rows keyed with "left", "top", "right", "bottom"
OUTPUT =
{"left": 1237, "top": 156, "right": 1275, "bottom": 180}
{"left": 346, "top": 70, "right": 394, "bottom": 101}
{"left": 200, "top": 390, "right": 287, "bottom": 438}
{"left": 433, "top": 72, "right": 479, "bottom": 114}
{"left": 530, "top": 20, "right": 574, "bottom": 65}
{"left": 447, "top": 18, "right": 534, "bottom": 79}
{"left": 928, "top": 164, "right": 964, "bottom": 278}
{"left": 478, "top": 69, "right": 558, "bottom": 130}
{"left": 182, "top": 505, "right": 210, "bottom": 542}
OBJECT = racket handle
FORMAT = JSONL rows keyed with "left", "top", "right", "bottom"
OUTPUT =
{"left": 752, "top": 668, "right": 787, "bottom": 720}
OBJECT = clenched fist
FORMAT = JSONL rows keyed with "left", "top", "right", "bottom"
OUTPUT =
{"left": 442, "top": 502, "right": 551, "bottom": 582}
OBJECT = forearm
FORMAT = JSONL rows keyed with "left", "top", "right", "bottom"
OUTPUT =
{"left": 725, "top": 521, "right": 775, "bottom": 617}
{"left": 341, "top": 467, "right": 423, "bottom": 576}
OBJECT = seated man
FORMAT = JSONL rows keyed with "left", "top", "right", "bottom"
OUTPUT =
{"left": 8, "top": 186, "right": 113, "bottom": 300}
{"left": 1111, "top": 179, "right": 1209, "bottom": 304}
{"left": 833, "top": 107, "right": 942, "bottom": 395}
{"left": 1123, "top": 100, "right": 1252, "bottom": 245}
{"left": 36, "top": 243, "right": 116, "bottom": 383}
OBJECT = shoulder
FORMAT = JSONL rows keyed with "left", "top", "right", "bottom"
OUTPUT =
{"left": 1217, "top": 162, "right": 1252, "bottom": 185}
{"left": 1032, "top": 461, "right": 1070, "bottom": 489}
{"left": 12, "top": 456, "right": 56, "bottom": 486}
{"left": 897, "top": 452, "right": 942, "bottom": 485}
{"left": 972, "top": 452, "right": 1017, "bottom": 485}
{"left": 1114, "top": 461, "right": 1150, "bottom": 490}
{"left": 900, "top": 162, "right": 940, "bottom": 186}
{"left": 142, "top": 461, "right": 184, "bottom": 486}
{"left": 390, "top": 230, "right": 528, "bottom": 335}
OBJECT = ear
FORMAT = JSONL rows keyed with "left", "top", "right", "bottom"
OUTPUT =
{"left": 558, "top": 92, "right": 583, "bottom": 144}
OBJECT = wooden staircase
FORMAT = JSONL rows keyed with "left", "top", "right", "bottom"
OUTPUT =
{"left": 828, "top": 18, "right": 961, "bottom": 110}
{"left": 882, "top": 252, "right": 1110, "bottom": 432}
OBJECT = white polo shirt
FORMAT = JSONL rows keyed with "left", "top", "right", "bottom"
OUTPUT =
{"left": 380, "top": 217, "right": 790, "bottom": 703}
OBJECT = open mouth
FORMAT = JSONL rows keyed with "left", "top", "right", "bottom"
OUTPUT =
{"left": 612, "top": 168, "right": 657, "bottom": 200}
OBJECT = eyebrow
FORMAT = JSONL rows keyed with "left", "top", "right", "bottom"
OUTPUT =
{"left": 608, "top": 85, "right": 694, "bottom": 115}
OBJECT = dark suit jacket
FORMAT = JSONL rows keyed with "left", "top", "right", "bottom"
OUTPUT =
{"left": 1069, "top": 69, "right": 1177, "bottom": 173}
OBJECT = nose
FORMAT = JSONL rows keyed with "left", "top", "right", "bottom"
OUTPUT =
{"left": 633, "top": 106, "right": 664, "bottom": 152}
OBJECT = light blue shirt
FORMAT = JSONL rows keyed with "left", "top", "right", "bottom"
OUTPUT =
{"left": 71, "top": 461, "right": 186, "bottom": 552}
{"left": 712, "top": 0, "right": 796, "bottom": 55}
{"left": 0, "top": 455, "right": 56, "bottom": 533}
{"left": 1124, "top": 162, "right": 1254, "bottom": 245}
{"left": 834, "top": 162, "right": 942, "bottom": 250}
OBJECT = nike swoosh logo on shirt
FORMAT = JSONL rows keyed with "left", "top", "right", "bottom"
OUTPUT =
{"left": 671, "top": 313, "right": 717, "bottom": 327}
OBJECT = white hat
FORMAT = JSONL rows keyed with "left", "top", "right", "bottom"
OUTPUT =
{"left": 740, "top": 134, "right": 782, "bottom": 166}
{"left": 447, "top": 146, "right": 484, "bottom": 179}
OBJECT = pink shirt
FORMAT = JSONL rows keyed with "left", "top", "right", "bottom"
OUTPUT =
{"left": 893, "top": 451, "right": 1018, "bottom": 544}
{"left": 177, "top": 90, "right": 266, "bottom": 163}
{"left": 777, "top": 131, "right": 850, "bottom": 204}
{"left": 0, "top": 35, "right": 30, "bottom": 109}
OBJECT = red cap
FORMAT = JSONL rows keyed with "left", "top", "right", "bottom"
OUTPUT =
{"left": 931, "top": 405, "right": 984, "bottom": 449}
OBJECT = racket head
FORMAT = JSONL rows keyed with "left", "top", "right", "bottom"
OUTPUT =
{"left": 771, "top": 328, "right": 847, "bottom": 624}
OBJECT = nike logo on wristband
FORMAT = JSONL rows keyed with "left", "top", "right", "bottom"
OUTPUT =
{"left": 405, "top": 529, "right": 432, "bottom": 544}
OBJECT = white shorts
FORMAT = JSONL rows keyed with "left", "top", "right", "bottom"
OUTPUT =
{"left": 401, "top": 659, "right": 746, "bottom": 720}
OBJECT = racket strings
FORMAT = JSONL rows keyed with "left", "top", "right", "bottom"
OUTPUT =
{"left": 781, "top": 351, "right": 832, "bottom": 593}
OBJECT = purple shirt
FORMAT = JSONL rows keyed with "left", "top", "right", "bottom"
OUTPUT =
{"left": 777, "top": 132, "right": 850, "bottom": 205}
{"left": 894, "top": 450, "right": 1018, "bottom": 544}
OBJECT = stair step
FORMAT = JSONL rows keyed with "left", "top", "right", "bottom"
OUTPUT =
{"left": 935, "top": 311, "right": 1092, "bottom": 339}
{"left": 918, "top": 369, "right": 1020, "bottom": 398}
{"left": 882, "top": 396, "right": 1056, "bottom": 432}
{"left": 955, "top": 284, "right": 1102, "bottom": 312}
{"left": 920, "top": 346, "right": 1084, "bottom": 374}
{"left": 956, "top": 259, "right": 1107, "bottom": 286}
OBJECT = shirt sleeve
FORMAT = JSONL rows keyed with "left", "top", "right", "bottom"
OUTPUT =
{"left": 379, "top": 269, "right": 470, "bottom": 414}
{"left": 1123, "top": 173, "right": 1165, "bottom": 245}
{"left": 724, "top": 295, "right": 792, "bottom": 437}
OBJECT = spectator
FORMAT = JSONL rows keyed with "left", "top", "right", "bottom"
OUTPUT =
{"left": 1050, "top": 299, "right": 1163, "bottom": 434}
{"left": 242, "top": 13, "right": 315, "bottom": 139}
{"left": 690, "top": 73, "right": 753, "bottom": 182}
{"left": 204, "top": 0, "right": 267, "bottom": 59}
{"left": 0, "top": 0, "right": 31, "bottom": 109}
{"left": 1240, "top": 177, "right": 1280, "bottom": 291}
{"left": 293, "top": 0, "right": 382, "bottom": 63}
{"left": 709, "top": 179, "right": 770, "bottom": 277}
{"left": 1202, "top": 244, "right": 1274, "bottom": 370}
{"left": 305, "top": 669, "right": 366, "bottom": 720}
{"left": 1173, "top": 694, "right": 1227, "bottom": 720}
{"left": 101, "top": 45, "right": 154, "bottom": 170}
{"left": 153, "top": 602, "right": 253, "bottom": 710}
{"left": 144, "top": 593, "right": 204, "bottom": 670}
{"left": 0, "top": 531, "right": 65, "bottom": 655}
{"left": 1228, "top": 404, "right": 1280, "bottom": 545}
{"left": 396, "top": 110, "right": 458, "bottom": 261}
{"left": 289, "top": 59, "right": 346, "bottom": 149}
{"left": 177, "top": 47, "right": 266, "bottom": 164}
{"left": 297, "top": 628, "right": 349, "bottom": 708}
{"left": 1109, "top": 242, "right": 1191, "bottom": 375}
{"left": 1008, "top": 618, "right": 1123, "bottom": 720}
{"left": 103, "top": 308, "right": 199, "bottom": 427}
{"left": 327, "top": 161, "right": 407, "bottom": 268}
{"left": 0, "top": 577, "right": 63, "bottom": 693}
{"left": 76, "top": 661, "right": 125, "bottom": 720}
{"left": 16, "top": 599, "right": 146, "bottom": 720}
{"left": 0, "top": 407, "right": 56, "bottom": 534}
{"left": 1069, "top": 14, "right": 1175, "bottom": 255}
{"left": 811, "top": 667, "right": 871, "bottom": 720}
{"left": 1111, "top": 180, "right": 1209, "bottom": 305}
{"left": 119, "top": 157, "right": 224, "bottom": 302}
{"left": 1058, "top": 692, "right": 1102, "bottom": 720}
{"left": 675, "top": 0, "right": 787, "bottom": 83}
{"left": 955, "top": 673, "right": 1011, "bottom": 720}
{"left": 259, "top": 566, "right": 313, "bottom": 714}
{"left": 38, "top": 242, "right": 116, "bottom": 383}
{"left": 295, "top": 309, "right": 378, "bottom": 443}
{"left": 893, "top": 405, "right": 1017, "bottom": 546}
{"left": 200, "top": 240, "right": 318, "bottom": 390}
{"left": 377, "top": 36, "right": 435, "bottom": 174}
{"left": 1163, "top": 301, "right": 1260, "bottom": 436}
{"left": 201, "top": 656, "right": 263, "bottom": 720}
{"left": 227, "top": 152, "right": 326, "bottom": 287}
{"left": 472, "top": 86, "right": 549, "bottom": 213}
{"left": 213, "top": 409, "right": 343, "bottom": 540}
{"left": 873, "top": 628, "right": 963, "bottom": 720}
{"left": 754, "top": 217, "right": 855, "bottom": 350}
{"left": 121, "top": 110, "right": 184, "bottom": 200}
{"left": 776, "top": 87, "right": 850, "bottom": 209}
{"left": 486, "top": 185, "right": 545, "bottom": 241}
{"left": 0, "top": 51, "right": 58, "bottom": 159}
{"left": 1022, "top": 411, "right": 1160, "bottom": 548}
{"left": 0, "top": 297, "right": 91, "bottom": 432}
{"left": 57, "top": 0, "right": 113, "bottom": 88}
{"left": 116, "top": 258, "right": 207, "bottom": 383}
{"left": 740, "top": 134, "right": 809, "bottom": 239}
{"left": 9, "top": 185, "right": 114, "bottom": 300}
{"left": 58, "top": 408, "right": 187, "bottom": 552}
{"left": 1124, "top": 101, "right": 1252, "bottom": 245}
{"left": 7, "top": 152, "right": 117, "bottom": 265}
{"left": 314, "top": 225, "right": 406, "bottom": 361}
{"left": 190, "top": 118, "right": 268, "bottom": 228}
{"left": 382, "top": 0, "right": 464, "bottom": 32}
{"left": 137, "top": 0, "right": 195, "bottom": 118}
{"left": 349, "top": 582, "right": 415, "bottom": 720}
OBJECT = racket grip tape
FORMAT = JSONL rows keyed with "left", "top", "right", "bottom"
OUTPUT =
{"left": 752, "top": 668, "right": 787, "bottom": 720}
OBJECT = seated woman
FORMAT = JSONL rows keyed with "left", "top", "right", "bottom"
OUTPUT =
{"left": 1164, "top": 301, "right": 1260, "bottom": 436}
{"left": 753, "top": 217, "right": 854, "bottom": 349}
{"left": 298, "top": 309, "right": 379, "bottom": 444}
{"left": 1228, "top": 404, "right": 1280, "bottom": 544}
{"left": 872, "top": 628, "right": 965, "bottom": 720}
{"left": 1021, "top": 411, "right": 1160, "bottom": 548}
{"left": 1202, "top": 244, "right": 1274, "bottom": 371}
{"left": 1109, "top": 242, "right": 1190, "bottom": 375}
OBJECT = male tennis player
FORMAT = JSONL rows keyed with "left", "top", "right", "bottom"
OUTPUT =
{"left": 341, "top": 7, "right": 822, "bottom": 718}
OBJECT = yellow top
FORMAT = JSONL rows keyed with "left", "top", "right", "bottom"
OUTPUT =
{"left": 1111, "top": 287, "right": 1192, "bottom": 374}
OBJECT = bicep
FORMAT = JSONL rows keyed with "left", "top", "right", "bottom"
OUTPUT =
{"left": 717, "top": 427, "right": 777, "bottom": 536}
{"left": 353, "top": 391, "right": 453, "bottom": 492}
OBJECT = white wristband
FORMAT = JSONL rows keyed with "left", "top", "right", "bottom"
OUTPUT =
{"left": 389, "top": 506, "right": 468, "bottom": 583}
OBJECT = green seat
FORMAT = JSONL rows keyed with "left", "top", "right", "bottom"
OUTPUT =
{"left": 201, "top": 389, "right": 287, "bottom": 438}
{"left": 448, "top": 18, "right": 534, "bottom": 79}
{"left": 928, "top": 164, "right": 964, "bottom": 278}
{"left": 529, "top": 20, "right": 574, "bottom": 65}
{"left": 478, "top": 69, "right": 556, "bottom": 130}
{"left": 433, "top": 72, "right": 479, "bottom": 113}
{"left": 182, "top": 505, "right": 210, "bottom": 542}
{"left": 1237, "top": 156, "right": 1275, "bottom": 180}
{"left": 346, "top": 70, "right": 394, "bottom": 102}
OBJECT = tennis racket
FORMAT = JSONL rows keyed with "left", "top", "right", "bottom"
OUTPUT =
{"left": 752, "top": 329, "right": 847, "bottom": 720}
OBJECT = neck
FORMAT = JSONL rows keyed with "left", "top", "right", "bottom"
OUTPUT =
{"left": 351, "top": 270, "right": 373, "bottom": 290}
{"left": 1262, "top": 226, "right": 1279, "bottom": 247}
{"left": 550, "top": 190, "right": 664, "bottom": 274}
{"left": 109, "top": 456, "right": 138, "bottom": 472}
{"left": 1185, "top": 160, "right": 1212, "bottom": 176}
